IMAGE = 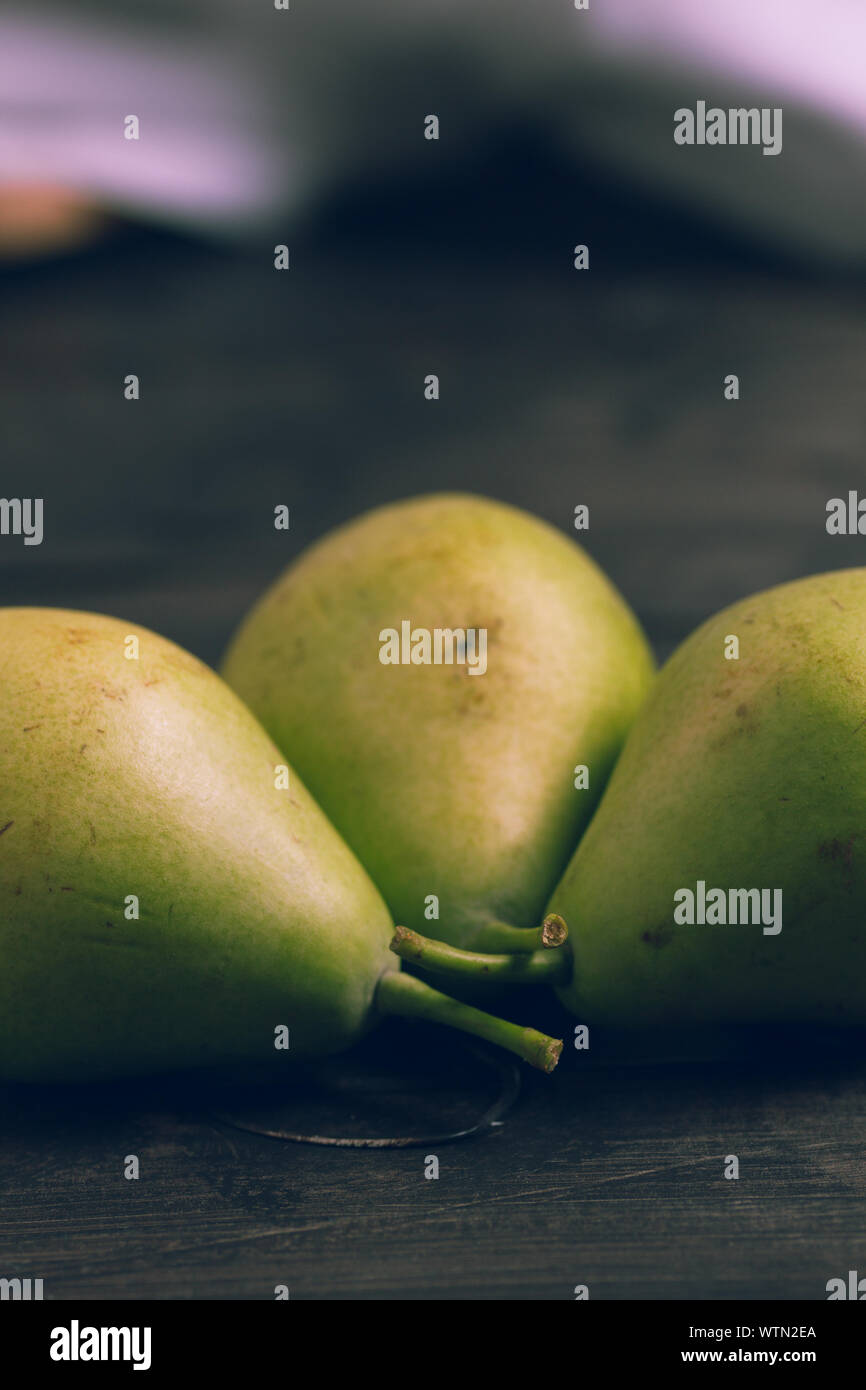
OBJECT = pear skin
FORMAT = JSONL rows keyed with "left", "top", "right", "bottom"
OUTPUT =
{"left": 223, "top": 493, "right": 654, "bottom": 953}
{"left": 0, "top": 609, "right": 562, "bottom": 1082}
{"left": 0, "top": 608, "right": 399, "bottom": 1081}
{"left": 548, "top": 570, "right": 866, "bottom": 1027}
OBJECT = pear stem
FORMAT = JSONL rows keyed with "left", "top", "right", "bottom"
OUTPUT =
{"left": 376, "top": 970, "right": 562, "bottom": 1074}
{"left": 390, "top": 926, "right": 571, "bottom": 985}
{"left": 471, "top": 913, "right": 568, "bottom": 953}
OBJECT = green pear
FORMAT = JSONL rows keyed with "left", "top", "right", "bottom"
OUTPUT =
{"left": 223, "top": 493, "right": 654, "bottom": 956}
{"left": 0, "top": 608, "right": 562, "bottom": 1082}
{"left": 544, "top": 569, "right": 866, "bottom": 1026}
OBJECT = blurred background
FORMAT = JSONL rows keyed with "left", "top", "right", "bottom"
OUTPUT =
{"left": 3, "top": 0, "right": 866, "bottom": 671}
{"left": 3, "top": 0, "right": 866, "bottom": 1302}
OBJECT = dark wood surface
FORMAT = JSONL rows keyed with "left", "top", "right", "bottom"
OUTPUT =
{"left": 3, "top": 1021, "right": 866, "bottom": 1300}
{"left": 2, "top": 146, "right": 866, "bottom": 1299}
